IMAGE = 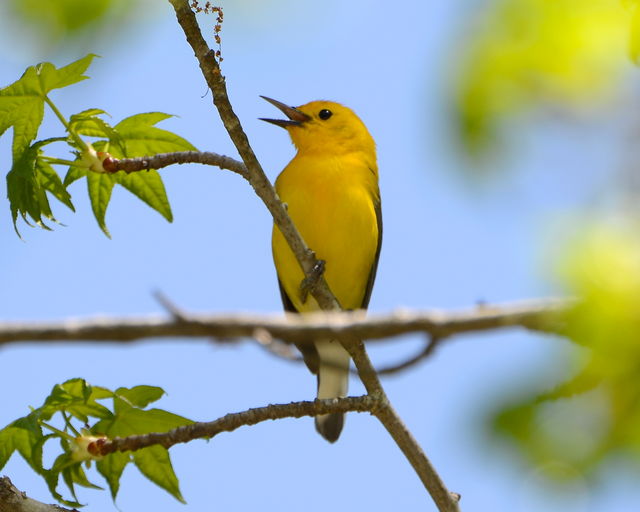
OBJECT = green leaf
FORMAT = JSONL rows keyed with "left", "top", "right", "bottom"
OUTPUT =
{"left": 77, "top": 112, "right": 195, "bottom": 232}
{"left": 90, "top": 386, "right": 116, "bottom": 401}
{"left": 0, "top": 414, "right": 45, "bottom": 474}
{"left": 0, "top": 429, "right": 13, "bottom": 470}
{"left": 72, "top": 108, "right": 107, "bottom": 118}
{"left": 96, "top": 407, "right": 192, "bottom": 438}
{"left": 3, "top": 380, "right": 193, "bottom": 506}
{"left": 47, "top": 449, "right": 102, "bottom": 507}
{"left": 44, "top": 476, "right": 83, "bottom": 508}
{"left": 0, "top": 66, "right": 44, "bottom": 159}
{"left": 7, "top": 146, "right": 46, "bottom": 233}
{"left": 10, "top": 98, "right": 45, "bottom": 161}
{"left": 5, "top": 137, "right": 74, "bottom": 233}
{"left": 116, "top": 170, "right": 173, "bottom": 222}
{"left": 114, "top": 386, "right": 165, "bottom": 410}
{"left": 1, "top": 58, "right": 96, "bottom": 232}
{"left": 69, "top": 109, "right": 119, "bottom": 141}
{"left": 71, "top": 117, "right": 115, "bottom": 139}
{"left": 107, "top": 112, "right": 195, "bottom": 225}
{"left": 37, "top": 160, "right": 75, "bottom": 211}
{"left": 63, "top": 167, "right": 86, "bottom": 188}
{"left": 35, "top": 55, "right": 96, "bottom": 94}
{"left": 96, "top": 451, "right": 130, "bottom": 500}
{"left": 86, "top": 171, "right": 116, "bottom": 237}
{"left": 40, "top": 379, "right": 113, "bottom": 422}
{"left": 133, "top": 446, "right": 185, "bottom": 503}
{"left": 92, "top": 386, "right": 191, "bottom": 503}
{"left": 66, "top": 459, "right": 103, "bottom": 490}
{"left": 0, "top": 55, "right": 96, "bottom": 159}
{"left": 116, "top": 112, "right": 173, "bottom": 129}
{"left": 45, "top": 453, "right": 84, "bottom": 508}
{"left": 0, "top": 423, "right": 43, "bottom": 473}
{"left": 1, "top": 56, "right": 96, "bottom": 234}
{"left": 114, "top": 112, "right": 197, "bottom": 156}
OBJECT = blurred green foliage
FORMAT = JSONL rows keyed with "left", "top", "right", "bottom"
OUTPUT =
{"left": 4, "top": 0, "right": 151, "bottom": 53}
{"left": 458, "top": 2, "right": 640, "bottom": 478}
{"left": 453, "top": 0, "right": 635, "bottom": 155}
{"left": 12, "top": 0, "right": 125, "bottom": 34}
{"left": 494, "top": 221, "right": 640, "bottom": 479}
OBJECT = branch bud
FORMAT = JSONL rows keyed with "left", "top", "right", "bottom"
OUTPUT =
{"left": 71, "top": 434, "right": 108, "bottom": 461}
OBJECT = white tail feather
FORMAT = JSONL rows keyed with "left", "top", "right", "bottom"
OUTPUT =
{"left": 314, "top": 339, "right": 350, "bottom": 441}
{"left": 316, "top": 339, "right": 350, "bottom": 399}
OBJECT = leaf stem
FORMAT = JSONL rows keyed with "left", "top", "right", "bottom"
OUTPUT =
{"left": 61, "top": 412, "right": 81, "bottom": 437}
{"left": 44, "top": 96, "right": 89, "bottom": 152}
{"left": 40, "top": 156, "right": 81, "bottom": 167}
{"left": 41, "top": 421, "right": 75, "bottom": 441}
{"left": 44, "top": 96, "right": 69, "bottom": 129}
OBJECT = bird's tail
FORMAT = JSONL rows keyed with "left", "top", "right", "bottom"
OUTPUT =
{"left": 314, "top": 338, "right": 350, "bottom": 443}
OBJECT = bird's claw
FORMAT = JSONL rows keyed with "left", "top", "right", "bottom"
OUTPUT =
{"left": 299, "top": 259, "right": 326, "bottom": 304}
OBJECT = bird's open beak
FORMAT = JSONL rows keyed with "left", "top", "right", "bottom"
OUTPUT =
{"left": 259, "top": 96, "right": 311, "bottom": 128}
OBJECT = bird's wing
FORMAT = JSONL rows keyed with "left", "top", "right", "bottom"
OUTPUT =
{"left": 277, "top": 191, "right": 381, "bottom": 372}
{"left": 360, "top": 196, "right": 382, "bottom": 309}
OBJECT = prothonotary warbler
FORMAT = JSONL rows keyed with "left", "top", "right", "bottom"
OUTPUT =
{"left": 261, "top": 96, "right": 382, "bottom": 442}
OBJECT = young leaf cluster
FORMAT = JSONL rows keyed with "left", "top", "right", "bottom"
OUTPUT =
{"left": 0, "top": 54, "right": 196, "bottom": 236}
{"left": 0, "top": 378, "right": 193, "bottom": 506}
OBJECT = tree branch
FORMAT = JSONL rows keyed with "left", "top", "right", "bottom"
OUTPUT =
{"left": 164, "top": 2, "right": 489, "bottom": 509}
{"left": 168, "top": 0, "right": 339, "bottom": 310}
{"left": 0, "top": 476, "right": 74, "bottom": 512}
{"left": 92, "top": 396, "right": 375, "bottom": 456}
{"left": 0, "top": 299, "right": 570, "bottom": 346}
{"left": 105, "top": 151, "right": 248, "bottom": 178}
{"left": 375, "top": 335, "right": 438, "bottom": 376}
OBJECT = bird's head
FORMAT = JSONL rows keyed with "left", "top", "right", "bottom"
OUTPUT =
{"left": 260, "top": 96, "right": 375, "bottom": 156}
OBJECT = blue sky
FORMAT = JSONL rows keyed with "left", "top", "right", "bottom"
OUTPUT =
{"left": 0, "top": 1, "right": 637, "bottom": 511}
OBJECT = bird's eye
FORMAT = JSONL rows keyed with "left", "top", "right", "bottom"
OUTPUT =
{"left": 318, "top": 109, "right": 333, "bottom": 120}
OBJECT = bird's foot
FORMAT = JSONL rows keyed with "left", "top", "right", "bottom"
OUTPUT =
{"left": 299, "top": 259, "right": 326, "bottom": 304}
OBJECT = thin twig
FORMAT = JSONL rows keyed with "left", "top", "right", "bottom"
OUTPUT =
{"left": 376, "top": 335, "right": 437, "bottom": 376}
{"left": 107, "top": 151, "right": 248, "bottom": 178}
{"left": 249, "top": 327, "right": 299, "bottom": 360}
{"left": 93, "top": 396, "right": 376, "bottom": 455}
{"left": 153, "top": 289, "right": 189, "bottom": 322}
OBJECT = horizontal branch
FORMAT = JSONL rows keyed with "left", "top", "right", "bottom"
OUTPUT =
{"left": 0, "top": 298, "right": 571, "bottom": 346}
{"left": 93, "top": 396, "right": 376, "bottom": 455}
{"left": 106, "top": 151, "right": 248, "bottom": 178}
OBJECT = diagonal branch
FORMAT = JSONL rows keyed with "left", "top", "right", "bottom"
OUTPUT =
{"left": 167, "top": 0, "right": 338, "bottom": 310}
{"left": 0, "top": 476, "right": 76, "bottom": 512}
{"left": 165, "top": 2, "right": 464, "bottom": 510}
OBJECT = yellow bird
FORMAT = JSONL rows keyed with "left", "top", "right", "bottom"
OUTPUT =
{"left": 260, "top": 96, "right": 382, "bottom": 442}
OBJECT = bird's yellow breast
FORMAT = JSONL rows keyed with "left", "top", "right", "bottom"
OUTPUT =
{"left": 272, "top": 152, "right": 379, "bottom": 312}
